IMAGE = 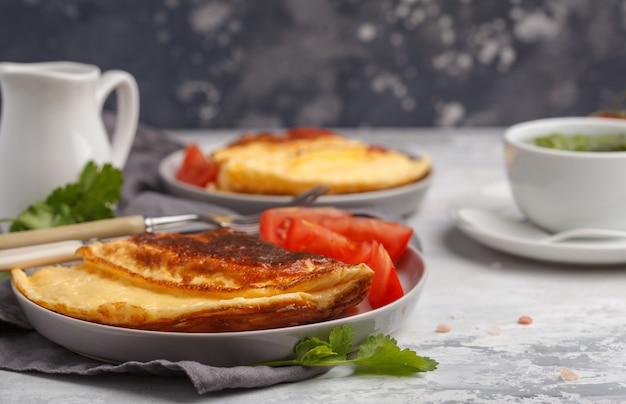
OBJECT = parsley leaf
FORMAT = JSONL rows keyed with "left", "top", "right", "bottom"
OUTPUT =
{"left": 7, "top": 161, "right": 123, "bottom": 232}
{"left": 352, "top": 334, "right": 438, "bottom": 375}
{"left": 253, "top": 324, "right": 438, "bottom": 375}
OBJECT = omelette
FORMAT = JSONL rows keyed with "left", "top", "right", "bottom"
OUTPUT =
{"left": 210, "top": 132, "right": 431, "bottom": 195}
{"left": 11, "top": 229, "right": 374, "bottom": 333}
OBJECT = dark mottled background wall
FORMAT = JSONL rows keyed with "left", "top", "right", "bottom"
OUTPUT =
{"left": 1, "top": 0, "right": 626, "bottom": 129}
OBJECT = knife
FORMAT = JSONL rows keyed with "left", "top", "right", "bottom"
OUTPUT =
{"left": 0, "top": 214, "right": 206, "bottom": 250}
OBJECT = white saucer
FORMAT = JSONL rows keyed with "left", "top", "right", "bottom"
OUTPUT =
{"left": 447, "top": 182, "right": 626, "bottom": 265}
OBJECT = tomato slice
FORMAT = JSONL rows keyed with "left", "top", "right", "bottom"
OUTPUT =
{"left": 259, "top": 207, "right": 407, "bottom": 309}
{"left": 175, "top": 143, "right": 218, "bottom": 187}
{"left": 365, "top": 241, "right": 404, "bottom": 309}
{"left": 260, "top": 207, "right": 352, "bottom": 247}
{"left": 283, "top": 218, "right": 371, "bottom": 264}
{"left": 317, "top": 216, "right": 413, "bottom": 262}
{"left": 260, "top": 207, "right": 412, "bottom": 261}
{"left": 286, "top": 127, "right": 338, "bottom": 139}
{"left": 283, "top": 219, "right": 403, "bottom": 309}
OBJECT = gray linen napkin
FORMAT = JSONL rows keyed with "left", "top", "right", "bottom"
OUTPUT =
{"left": 0, "top": 115, "right": 330, "bottom": 393}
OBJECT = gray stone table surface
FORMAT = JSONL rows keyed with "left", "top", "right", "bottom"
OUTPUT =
{"left": 2, "top": 128, "right": 625, "bottom": 403}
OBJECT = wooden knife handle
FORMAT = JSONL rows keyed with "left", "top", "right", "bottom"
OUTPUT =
{"left": 0, "top": 215, "right": 146, "bottom": 250}
{"left": 0, "top": 240, "right": 85, "bottom": 271}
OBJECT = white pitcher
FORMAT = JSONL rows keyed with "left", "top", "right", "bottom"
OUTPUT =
{"left": 0, "top": 61, "right": 139, "bottom": 219}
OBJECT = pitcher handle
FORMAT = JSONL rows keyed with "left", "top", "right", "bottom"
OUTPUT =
{"left": 96, "top": 70, "right": 140, "bottom": 168}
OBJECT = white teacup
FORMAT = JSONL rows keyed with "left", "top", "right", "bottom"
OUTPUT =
{"left": 504, "top": 117, "right": 626, "bottom": 233}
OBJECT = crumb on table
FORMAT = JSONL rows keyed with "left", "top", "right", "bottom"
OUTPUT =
{"left": 560, "top": 367, "right": 579, "bottom": 381}
{"left": 518, "top": 315, "right": 533, "bottom": 325}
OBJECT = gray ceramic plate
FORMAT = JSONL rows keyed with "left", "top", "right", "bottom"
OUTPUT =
{"left": 158, "top": 148, "right": 432, "bottom": 217}
{"left": 12, "top": 245, "right": 427, "bottom": 367}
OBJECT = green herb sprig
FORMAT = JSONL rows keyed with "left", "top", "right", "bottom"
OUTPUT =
{"left": 6, "top": 161, "right": 123, "bottom": 232}
{"left": 254, "top": 324, "right": 438, "bottom": 375}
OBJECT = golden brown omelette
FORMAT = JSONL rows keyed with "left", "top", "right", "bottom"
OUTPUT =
{"left": 208, "top": 131, "right": 431, "bottom": 195}
{"left": 11, "top": 229, "right": 374, "bottom": 332}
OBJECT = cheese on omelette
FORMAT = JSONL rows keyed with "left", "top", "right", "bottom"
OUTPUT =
{"left": 210, "top": 133, "right": 431, "bottom": 195}
{"left": 12, "top": 229, "right": 374, "bottom": 333}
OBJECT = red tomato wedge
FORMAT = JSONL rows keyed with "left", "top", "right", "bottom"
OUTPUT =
{"left": 282, "top": 218, "right": 402, "bottom": 308}
{"left": 259, "top": 207, "right": 408, "bottom": 309}
{"left": 366, "top": 241, "right": 404, "bottom": 309}
{"left": 286, "top": 127, "right": 338, "bottom": 139}
{"left": 260, "top": 207, "right": 352, "bottom": 247}
{"left": 175, "top": 143, "right": 218, "bottom": 187}
{"left": 260, "top": 207, "right": 412, "bottom": 263}
{"left": 316, "top": 216, "right": 413, "bottom": 262}
{"left": 283, "top": 218, "right": 371, "bottom": 265}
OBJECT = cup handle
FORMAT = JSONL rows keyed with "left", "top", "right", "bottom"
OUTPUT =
{"left": 96, "top": 70, "right": 140, "bottom": 168}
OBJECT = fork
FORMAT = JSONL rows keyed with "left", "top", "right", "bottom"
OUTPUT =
{"left": 0, "top": 185, "right": 330, "bottom": 250}
{"left": 144, "top": 185, "right": 330, "bottom": 233}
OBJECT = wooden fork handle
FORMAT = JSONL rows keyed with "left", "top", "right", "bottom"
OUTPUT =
{"left": 0, "top": 215, "right": 147, "bottom": 250}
